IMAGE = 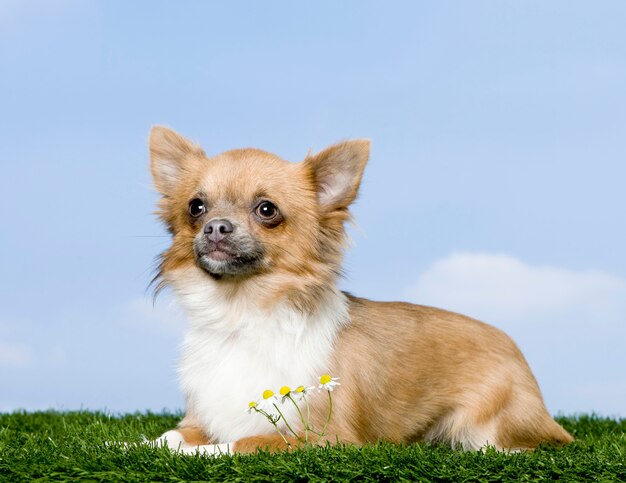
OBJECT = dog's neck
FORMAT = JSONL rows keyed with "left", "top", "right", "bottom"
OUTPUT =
{"left": 167, "top": 266, "right": 349, "bottom": 443}
{"left": 165, "top": 266, "right": 349, "bottom": 334}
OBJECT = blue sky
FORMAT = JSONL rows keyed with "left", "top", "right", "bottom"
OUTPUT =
{"left": 1, "top": 1, "right": 625, "bottom": 417}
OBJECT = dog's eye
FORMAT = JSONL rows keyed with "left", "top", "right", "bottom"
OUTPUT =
{"left": 188, "top": 198, "right": 206, "bottom": 218}
{"left": 256, "top": 201, "right": 278, "bottom": 219}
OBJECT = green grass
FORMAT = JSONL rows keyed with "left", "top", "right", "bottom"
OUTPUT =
{"left": 0, "top": 412, "right": 624, "bottom": 482}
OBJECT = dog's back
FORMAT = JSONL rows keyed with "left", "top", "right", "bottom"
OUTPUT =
{"left": 323, "top": 296, "right": 572, "bottom": 450}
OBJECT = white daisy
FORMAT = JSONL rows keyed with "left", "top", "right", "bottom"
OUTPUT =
{"left": 246, "top": 401, "right": 258, "bottom": 414}
{"left": 257, "top": 389, "right": 280, "bottom": 415}
{"left": 318, "top": 374, "right": 340, "bottom": 392}
{"left": 278, "top": 385, "right": 293, "bottom": 403}
{"left": 291, "top": 384, "right": 314, "bottom": 402}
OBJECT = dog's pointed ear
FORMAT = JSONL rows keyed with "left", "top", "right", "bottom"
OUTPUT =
{"left": 304, "top": 139, "right": 370, "bottom": 210}
{"left": 150, "top": 126, "right": 205, "bottom": 196}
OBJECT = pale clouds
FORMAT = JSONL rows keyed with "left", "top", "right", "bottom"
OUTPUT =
{"left": 0, "top": 318, "right": 36, "bottom": 368}
{"left": 120, "top": 294, "right": 186, "bottom": 335}
{"left": 405, "top": 252, "right": 626, "bottom": 416}
{"left": 405, "top": 252, "right": 626, "bottom": 328}
{"left": 0, "top": 320, "right": 65, "bottom": 370}
{"left": 0, "top": 340, "right": 35, "bottom": 368}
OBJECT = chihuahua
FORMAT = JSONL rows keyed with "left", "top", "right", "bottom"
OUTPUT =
{"left": 148, "top": 126, "right": 572, "bottom": 454}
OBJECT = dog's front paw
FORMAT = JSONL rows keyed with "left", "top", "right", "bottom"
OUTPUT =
{"left": 153, "top": 430, "right": 187, "bottom": 450}
{"left": 153, "top": 430, "right": 232, "bottom": 456}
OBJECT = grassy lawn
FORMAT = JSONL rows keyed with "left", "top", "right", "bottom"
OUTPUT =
{"left": 0, "top": 411, "right": 624, "bottom": 482}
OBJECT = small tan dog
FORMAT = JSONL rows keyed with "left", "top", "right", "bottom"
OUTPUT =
{"left": 148, "top": 126, "right": 572, "bottom": 454}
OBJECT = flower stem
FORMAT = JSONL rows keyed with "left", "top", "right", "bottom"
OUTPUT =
{"left": 287, "top": 395, "right": 309, "bottom": 444}
{"left": 272, "top": 403, "right": 299, "bottom": 440}
{"left": 316, "top": 390, "right": 333, "bottom": 444}
{"left": 306, "top": 395, "right": 312, "bottom": 442}
{"left": 255, "top": 408, "right": 290, "bottom": 446}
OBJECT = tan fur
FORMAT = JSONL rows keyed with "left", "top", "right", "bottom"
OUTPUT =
{"left": 149, "top": 126, "right": 572, "bottom": 454}
{"left": 151, "top": 126, "right": 343, "bottom": 311}
{"left": 318, "top": 297, "right": 572, "bottom": 450}
{"left": 176, "top": 426, "right": 210, "bottom": 446}
{"left": 233, "top": 435, "right": 300, "bottom": 453}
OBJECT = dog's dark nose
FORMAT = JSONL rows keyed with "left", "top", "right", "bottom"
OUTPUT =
{"left": 204, "top": 219, "right": 234, "bottom": 243}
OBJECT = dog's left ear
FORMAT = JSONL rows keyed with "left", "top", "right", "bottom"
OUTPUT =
{"left": 305, "top": 139, "right": 370, "bottom": 211}
{"left": 150, "top": 126, "right": 205, "bottom": 197}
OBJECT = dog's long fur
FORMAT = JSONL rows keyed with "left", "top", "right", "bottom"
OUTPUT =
{"left": 148, "top": 126, "right": 572, "bottom": 453}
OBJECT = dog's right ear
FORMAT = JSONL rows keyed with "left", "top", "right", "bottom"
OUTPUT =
{"left": 150, "top": 126, "right": 205, "bottom": 196}
{"left": 304, "top": 139, "right": 371, "bottom": 212}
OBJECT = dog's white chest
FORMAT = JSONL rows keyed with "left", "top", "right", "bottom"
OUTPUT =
{"left": 174, "top": 280, "right": 348, "bottom": 443}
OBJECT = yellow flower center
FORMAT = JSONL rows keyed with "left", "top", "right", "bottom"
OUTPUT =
{"left": 320, "top": 374, "right": 332, "bottom": 385}
{"left": 295, "top": 385, "right": 305, "bottom": 393}
{"left": 262, "top": 389, "right": 274, "bottom": 400}
{"left": 248, "top": 401, "right": 257, "bottom": 408}
{"left": 279, "top": 386, "right": 291, "bottom": 396}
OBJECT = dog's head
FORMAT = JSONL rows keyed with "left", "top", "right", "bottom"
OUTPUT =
{"left": 150, "top": 126, "right": 369, "bottom": 308}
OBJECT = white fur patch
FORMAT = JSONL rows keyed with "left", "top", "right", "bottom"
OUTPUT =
{"left": 167, "top": 267, "right": 349, "bottom": 443}
{"left": 155, "top": 429, "right": 186, "bottom": 449}
{"left": 423, "top": 411, "right": 500, "bottom": 450}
